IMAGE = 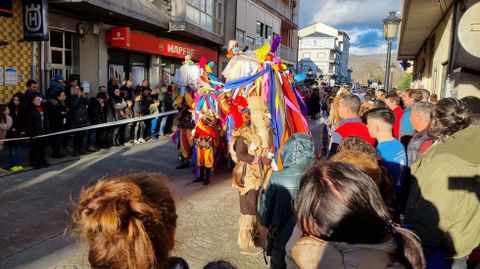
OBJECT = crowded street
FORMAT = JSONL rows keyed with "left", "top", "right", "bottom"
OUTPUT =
{"left": 1, "top": 0, "right": 480, "bottom": 269}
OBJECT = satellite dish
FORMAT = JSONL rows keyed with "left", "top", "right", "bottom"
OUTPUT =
{"left": 458, "top": 2, "right": 480, "bottom": 58}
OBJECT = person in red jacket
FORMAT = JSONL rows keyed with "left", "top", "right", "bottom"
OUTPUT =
{"left": 328, "top": 94, "right": 374, "bottom": 158}
{"left": 384, "top": 93, "right": 404, "bottom": 139}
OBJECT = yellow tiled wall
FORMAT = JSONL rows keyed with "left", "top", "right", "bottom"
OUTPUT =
{"left": 0, "top": 0, "right": 33, "bottom": 104}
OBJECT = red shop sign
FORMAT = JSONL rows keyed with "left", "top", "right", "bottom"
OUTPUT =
{"left": 110, "top": 27, "right": 131, "bottom": 47}
{"left": 107, "top": 27, "right": 218, "bottom": 63}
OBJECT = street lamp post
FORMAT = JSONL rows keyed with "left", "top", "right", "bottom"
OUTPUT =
{"left": 383, "top": 11, "right": 401, "bottom": 91}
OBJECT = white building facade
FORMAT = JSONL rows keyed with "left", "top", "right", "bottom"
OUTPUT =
{"left": 298, "top": 22, "right": 351, "bottom": 84}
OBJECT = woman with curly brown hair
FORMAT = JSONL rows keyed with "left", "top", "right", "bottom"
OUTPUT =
{"left": 405, "top": 98, "right": 480, "bottom": 269}
{"left": 71, "top": 172, "right": 186, "bottom": 269}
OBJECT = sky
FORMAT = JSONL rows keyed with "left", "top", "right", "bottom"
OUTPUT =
{"left": 299, "top": 0, "right": 401, "bottom": 55}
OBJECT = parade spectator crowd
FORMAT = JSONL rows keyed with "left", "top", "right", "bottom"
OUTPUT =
{"left": 0, "top": 76, "right": 175, "bottom": 172}
{"left": 66, "top": 81, "right": 480, "bottom": 269}
{"left": 2, "top": 77, "right": 479, "bottom": 269}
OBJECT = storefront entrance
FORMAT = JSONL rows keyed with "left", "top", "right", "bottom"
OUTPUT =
{"left": 108, "top": 49, "right": 150, "bottom": 87}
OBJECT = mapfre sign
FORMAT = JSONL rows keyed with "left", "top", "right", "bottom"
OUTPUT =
{"left": 107, "top": 27, "right": 217, "bottom": 62}
{"left": 110, "top": 27, "right": 130, "bottom": 47}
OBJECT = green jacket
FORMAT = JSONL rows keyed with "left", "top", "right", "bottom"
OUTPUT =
{"left": 259, "top": 133, "right": 316, "bottom": 260}
{"left": 149, "top": 104, "right": 159, "bottom": 115}
{"left": 159, "top": 92, "right": 173, "bottom": 112}
{"left": 405, "top": 125, "right": 480, "bottom": 258}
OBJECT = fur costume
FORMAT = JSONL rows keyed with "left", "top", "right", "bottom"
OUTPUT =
{"left": 231, "top": 97, "right": 274, "bottom": 251}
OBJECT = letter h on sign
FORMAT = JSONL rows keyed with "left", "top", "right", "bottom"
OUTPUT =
{"left": 23, "top": 0, "right": 49, "bottom": 41}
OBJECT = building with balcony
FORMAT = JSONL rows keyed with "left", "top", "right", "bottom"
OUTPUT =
{"left": 398, "top": 0, "right": 480, "bottom": 99}
{"left": 298, "top": 22, "right": 351, "bottom": 85}
{"left": 234, "top": 0, "right": 300, "bottom": 66}
{"left": 0, "top": 0, "right": 235, "bottom": 100}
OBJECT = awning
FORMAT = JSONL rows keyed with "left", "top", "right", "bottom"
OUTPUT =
{"left": 397, "top": 0, "right": 455, "bottom": 60}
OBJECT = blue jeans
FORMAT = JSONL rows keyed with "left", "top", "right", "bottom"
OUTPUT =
{"left": 159, "top": 116, "right": 168, "bottom": 136}
{"left": 8, "top": 146, "right": 21, "bottom": 168}
{"left": 150, "top": 118, "right": 158, "bottom": 139}
{"left": 88, "top": 130, "right": 96, "bottom": 146}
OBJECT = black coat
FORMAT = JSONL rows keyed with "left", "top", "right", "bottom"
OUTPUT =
{"left": 69, "top": 95, "right": 89, "bottom": 126}
{"left": 45, "top": 99, "right": 69, "bottom": 132}
{"left": 6, "top": 103, "right": 28, "bottom": 146}
{"left": 88, "top": 97, "right": 107, "bottom": 125}
{"left": 27, "top": 105, "right": 50, "bottom": 136}
{"left": 309, "top": 92, "right": 321, "bottom": 115}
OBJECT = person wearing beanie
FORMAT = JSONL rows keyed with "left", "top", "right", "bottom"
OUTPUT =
{"left": 47, "top": 73, "right": 66, "bottom": 98}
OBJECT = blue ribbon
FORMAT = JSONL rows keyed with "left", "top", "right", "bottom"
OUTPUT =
{"left": 223, "top": 65, "right": 272, "bottom": 90}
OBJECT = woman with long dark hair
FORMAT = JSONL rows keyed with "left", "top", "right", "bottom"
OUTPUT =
{"left": 291, "top": 161, "right": 425, "bottom": 269}
{"left": 6, "top": 92, "right": 28, "bottom": 171}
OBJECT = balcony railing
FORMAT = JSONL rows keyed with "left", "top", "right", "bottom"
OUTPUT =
{"left": 241, "top": 37, "right": 297, "bottom": 63}
{"left": 279, "top": 44, "right": 297, "bottom": 63}
{"left": 263, "top": 0, "right": 299, "bottom": 25}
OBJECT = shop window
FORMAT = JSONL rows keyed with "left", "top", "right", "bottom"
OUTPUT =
{"left": 49, "top": 30, "right": 79, "bottom": 81}
{"left": 50, "top": 31, "right": 63, "bottom": 48}
{"left": 51, "top": 51, "right": 63, "bottom": 65}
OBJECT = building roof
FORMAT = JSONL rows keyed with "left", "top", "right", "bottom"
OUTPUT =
{"left": 302, "top": 32, "right": 337, "bottom": 38}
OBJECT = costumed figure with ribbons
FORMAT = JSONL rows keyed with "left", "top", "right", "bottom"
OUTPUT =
{"left": 222, "top": 36, "right": 310, "bottom": 169}
{"left": 220, "top": 36, "right": 310, "bottom": 256}
{"left": 191, "top": 79, "right": 221, "bottom": 185}
{"left": 230, "top": 96, "right": 276, "bottom": 255}
{"left": 172, "top": 55, "right": 201, "bottom": 169}
{"left": 174, "top": 98, "right": 195, "bottom": 169}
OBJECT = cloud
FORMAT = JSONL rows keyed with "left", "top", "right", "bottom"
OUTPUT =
{"left": 346, "top": 27, "right": 382, "bottom": 44}
{"left": 300, "top": 0, "right": 400, "bottom": 28}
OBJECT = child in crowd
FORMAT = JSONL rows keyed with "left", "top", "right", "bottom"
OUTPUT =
{"left": 123, "top": 96, "right": 135, "bottom": 145}
{"left": 366, "top": 108, "right": 407, "bottom": 195}
{"left": 149, "top": 97, "right": 161, "bottom": 141}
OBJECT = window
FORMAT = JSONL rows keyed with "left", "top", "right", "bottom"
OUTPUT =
{"left": 256, "top": 21, "right": 264, "bottom": 37}
{"left": 236, "top": 29, "right": 245, "bottom": 43}
{"left": 317, "top": 52, "right": 326, "bottom": 59}
{"left": 245, "top": 36, "right": 255, "bottom": 48}
{"left": 329, "top": 65, "right": 335, "bottom": 74}
{"left": 49, "top": 30, "right": 79, "bottom": 81}
{"left": 302, "top": 53, "right": 311, "bottom": 59}
{"left": 265, "top": 25, "right": 273, "bottom": 40}
{"left": 186, "top": 0, "right": 223, "bottom": 35}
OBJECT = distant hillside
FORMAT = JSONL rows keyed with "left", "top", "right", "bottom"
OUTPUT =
{"left": 349, "top": 54, "right": 406, "bottom": 85}
{"left": 349, "top": 54, "right": 388, "bottom": 70}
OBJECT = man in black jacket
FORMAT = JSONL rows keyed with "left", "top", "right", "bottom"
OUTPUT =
{"left": 27, "top": 94, "right": 51, "bottom": 169}
{"left": 46, "top": 91, "right": 69, "bottom": 158}
{"left": 69, "top": 85, "right": 90, "bottom": 155}
{"left": 88, "top": 92, "right": 108, "bottom": 150}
